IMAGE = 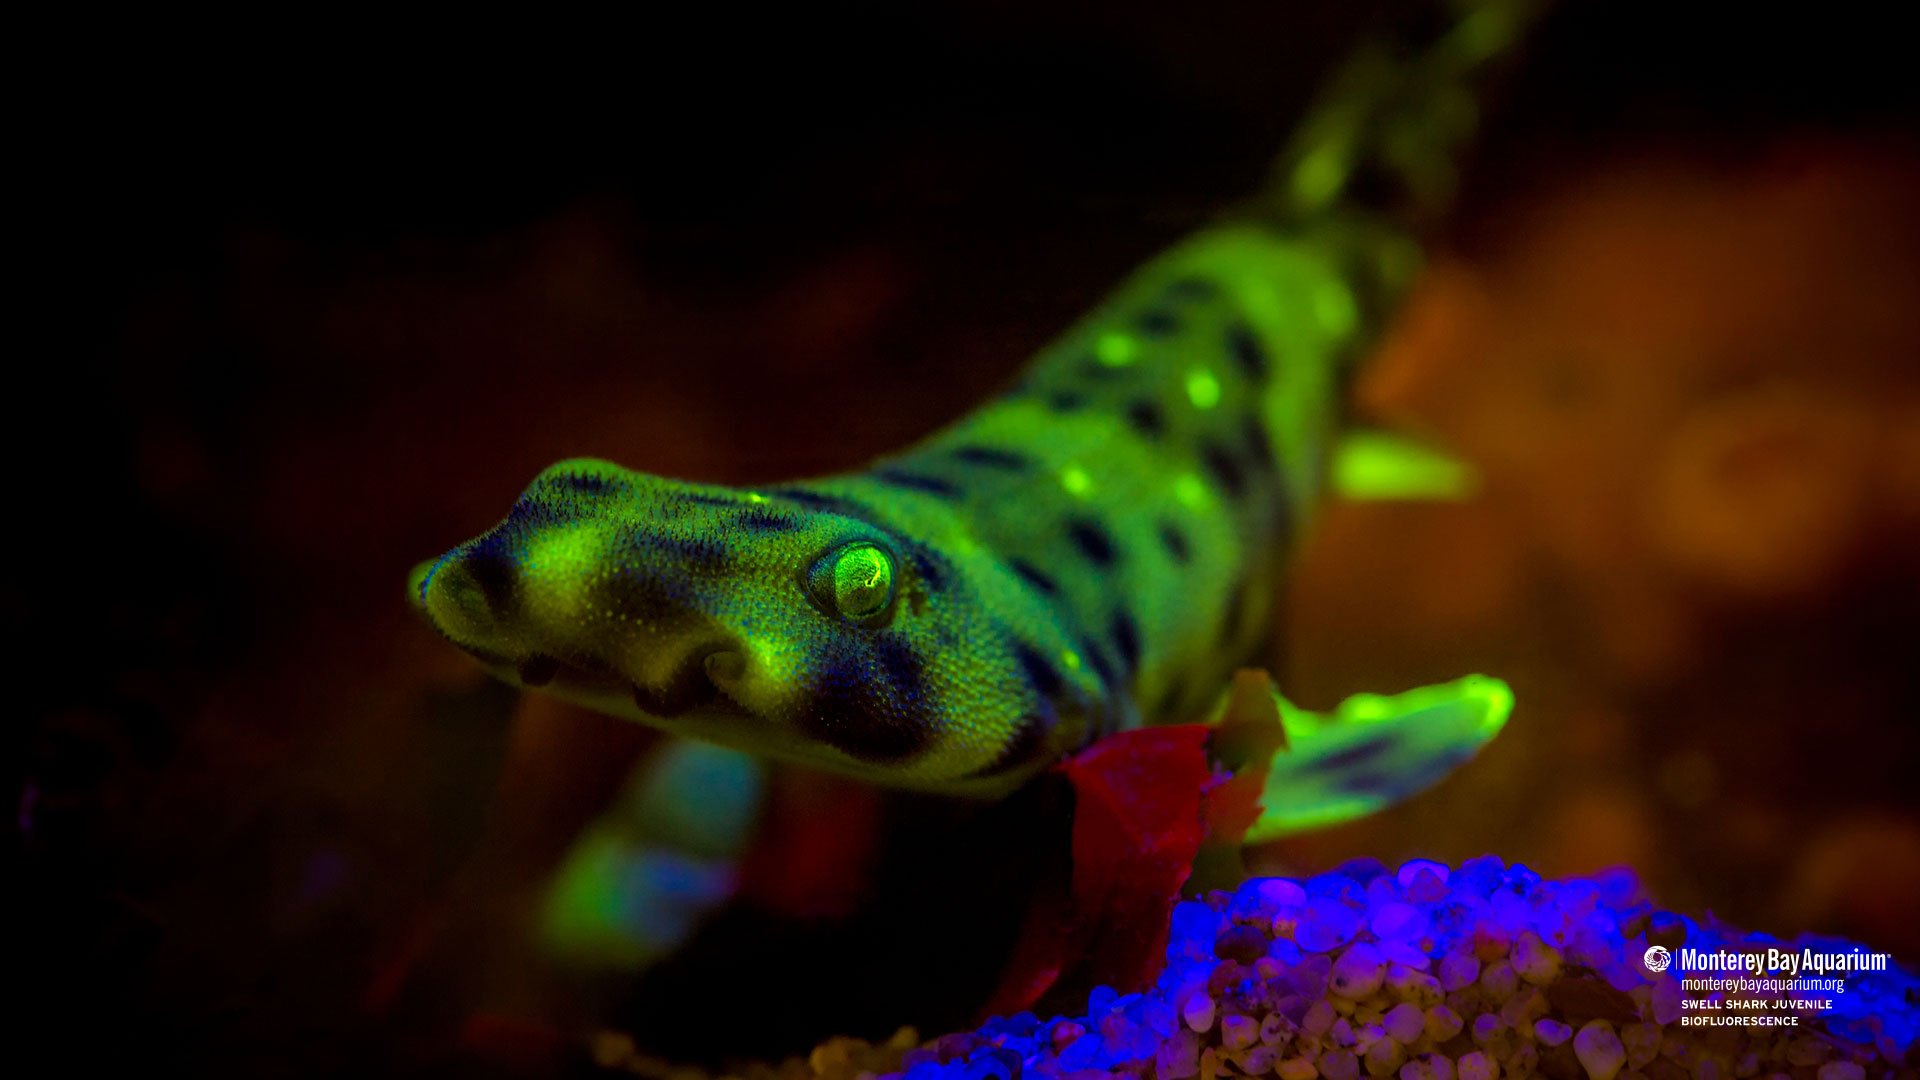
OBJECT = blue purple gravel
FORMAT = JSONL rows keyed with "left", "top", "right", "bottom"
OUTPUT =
{"left": 870, "top": 858, "right": 1919, "bottom": 1080}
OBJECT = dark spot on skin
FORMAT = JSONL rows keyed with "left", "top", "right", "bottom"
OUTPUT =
{"left": 1124, "top": 400, "right": 1165, "bottom": 438}
{"left": 903, "top": 543, "right": 948, "bottom": 592}
{"left": 462, "top": 538, "right": 519, "bottom": 614}
{"left": 1200, "top": 442, "right": 1248, "bottom": 498}
{"left": 600, "top": 563, "right": 699, "bottom": 617}
{"left": 1079, "top": 639, "right": 1119, "bottom": 688}
{"left": 1013, "top": 641, "right": 1064, "bottom": 697}
{"left": 646, "top": 533, "right": 733, "bottom": 574}
{"left": 1345, "top": 758, "right": 1457, "bottom": 799}
{"left": 1081, "top": 358, "right": 1127, "bottom": 380}
{"left": 952, "top": 445, "right": 1031, "bottom": 470}
{"left": 734, "top": 507, "right": 803, "bottom": 532}
{"left": 797, "top": 639, "right": 934, "bottom": 763}
{"left": 873, "top": 469, "right": 962, "bottom": 498}
{"left": 1226, "top": 321, "right": 1268, "bottom": 380}
{"left": 1137, "top": 308, "right": 1180, "bottom": 337}
{"left": 1318, "top": 734, "right": 1401, "bottom": 772}
{"left": 1158, "top": 521, "right": 1191, "bottom": 564}
{"left": 965, "top": 713, "right": 1054, "bottom": 780}
{"left": 1242, "top": 415, "right": 1275, "bottom": 470}
{"left": 1110, "top": 610, "right": 1142, "bottom": 673}
{"left": 1066, "top": 519, "right": 1117, "bottom": 567}
{"left": 1164, "top": 277, "right": 1217, "bottom": 302}
{"left": 554, "top": 473, "right": 615, "bottom": 496}
{"left": 1008, "top": 558, "right": 1058, "bottom": 596}
{"left": 1045, "top": 391, "right": 1087, "bottom": 412}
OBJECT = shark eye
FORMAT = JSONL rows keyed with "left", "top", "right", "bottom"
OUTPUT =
{"left": 807, "top": 541, "right": 896, "bottom": 625}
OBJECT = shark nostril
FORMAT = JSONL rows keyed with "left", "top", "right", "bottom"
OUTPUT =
{"left": 631, "top": 645, "right": 739, "bottom": 718}
{"left": 517, "top": 656, "right": 559, "bottom": 687}
{"left": 703, "top": 650, "right": 746, "bottom": 683}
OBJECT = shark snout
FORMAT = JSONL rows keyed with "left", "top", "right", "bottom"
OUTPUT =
{"left": 410, "top": 536, "right": 750, "bottom": 720}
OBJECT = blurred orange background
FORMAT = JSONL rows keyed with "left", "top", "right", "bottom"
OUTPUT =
{"left": 18, "top": 1, "right": 1917, "bottom": 1073}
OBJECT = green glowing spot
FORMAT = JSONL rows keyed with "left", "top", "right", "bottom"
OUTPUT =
{"left": 1185, "top": 369, "right": 1222, "bottom": 410}
{"left": 1061, "top": 649, "right": 1082, "bottom": 672}
{"left": 745, "top": 491, "right": 768, "bottom": 504}
{"left": 1291, "top": 143, "right": 1348, "bottom": 210}
{"left": 1095, "top": 331, "right": 1139, "bottom": 367}
{"left": 1174, "top": 472, "right": 1210, "bottom": 509}
{"left": 1060, "top": 465, "right": 1094, "bottom": 497}
{"left": 809, "top": 541, "right": 895, "bottom": 623}
{"left": 1313, "top": 280, "right": 1357, "bottom": 337}
{"left": 1332, "top": 429, "right": 1477, "bottom": 501}
{"left": 520, "top": 524, "right": 608, "bottom": 618}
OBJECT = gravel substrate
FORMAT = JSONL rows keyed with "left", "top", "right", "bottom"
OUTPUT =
{"left": 877, "top": 858, "right": 1919, "bottom": 1080}
{"left": 596, "top": 858, "right": 1918, "bottom": 1080}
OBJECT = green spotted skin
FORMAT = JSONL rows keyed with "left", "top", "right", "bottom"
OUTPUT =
{"left": 413, "top": 1, "right": 1537, "bottom": 799}
{"left": 413, "top": 221, "right": 1411, "bottom": 798}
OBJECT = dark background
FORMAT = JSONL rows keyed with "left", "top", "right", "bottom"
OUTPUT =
{"left": 16, "top": 2, "right": 1919, "bottom": 1075}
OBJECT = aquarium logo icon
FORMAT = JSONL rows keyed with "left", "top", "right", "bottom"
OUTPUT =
{"left": 1644, "top": 945, "right": 1672, "bottom": 973}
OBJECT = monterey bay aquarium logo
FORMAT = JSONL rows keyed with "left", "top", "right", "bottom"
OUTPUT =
{"left": 1645, "top": 945, "right": 1893, "bottom": 977}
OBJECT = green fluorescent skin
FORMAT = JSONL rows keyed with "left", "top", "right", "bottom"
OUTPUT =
{"left": 413, "top": 223, "right": 1407, "bottom": 798}
{"left": 412, "top": 2, "right": 1533, "bottom": 806}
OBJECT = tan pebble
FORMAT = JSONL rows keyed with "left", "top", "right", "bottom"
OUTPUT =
{"left": 1534, "top": 1019, "right": 1573, "bottom": 1047}
{"left": 1331, "top": 1019, "right": 1357, "bottom": 1048}
{"left": 1321, "top": 1049, "right": 1362, "bottom": 1080}
{"left": 1480, "top": 962, "right": 1521, "bottom": 1004}
{"left": 1506, "top": 1042, "right": 1540, "bottom": 1080}
{"left": 1306, "top": 1001, "right": 1338, "bottom": 1037}
{"left": 1367, "top": 1040, "right": 1409, "bottom": 1078}
{"left": 1732, "top": 1053, "right": 1759, "bottom": 1079}
{"left": 1425, "top": 1006, "right": 1465, "bottom": 1043}
{"left": 1278, "top": 1057, "right": 1320, "bottom": 1080}
{"left": 1385, "top": 1003, "right": 1426, "bottom": 1045}
{"left": 1512, "top": 932, "right": 1564, "bottom": 986}
{"left": 1499, "top": 988, "right": 1548, "bottom": 1031}
{"left": 1573, "top": 1021, "right": 1626, "bottom": 1080}
{"left": 1815, "top": 1065, "right": 1864, "bottom": 1080}
{"left": 1332, "top": 945, "right": 1391, "bottom": 1000}
{"left": 1264, "top": 1013, "right": 1298, "bottom": 1047}
{"left": 1459, "top": 1051, "right": 1501, "bottom": 1080}
{"left": 1224, "top": 1015, "right": 1261, "bottom": 1053}
{"left": 1185, "top": 993, "right": 1218, "bottom": 1034}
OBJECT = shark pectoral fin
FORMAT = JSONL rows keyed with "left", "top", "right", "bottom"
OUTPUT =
{"left": 539, "top": 739, "right": 767, "bottom": 970}
{"left": 1331, "top": 428, "right": 1479, "bottom": 502}
{"left": 1241, "top": 673, "right": 1513, "bottom": 845}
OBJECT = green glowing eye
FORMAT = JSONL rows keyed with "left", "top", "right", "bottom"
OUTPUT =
{"left": 808, "top": 541, "right": 896, "bottom": 624}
